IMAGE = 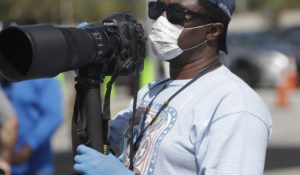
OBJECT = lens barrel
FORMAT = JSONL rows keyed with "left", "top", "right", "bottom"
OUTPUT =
{"left": 0, "top": 13, "right": 145, "bottom": 81}
{"left": 0, "top": 24, "right": 99, "bottom": 81}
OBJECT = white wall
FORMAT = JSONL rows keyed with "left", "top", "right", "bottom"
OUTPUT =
{"left": 229, "top": 10, "right": 300, "bottom": 32}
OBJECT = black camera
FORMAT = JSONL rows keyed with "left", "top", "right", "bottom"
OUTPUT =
{"left": 0, "top": 12, "right": 145, "bottom": 81}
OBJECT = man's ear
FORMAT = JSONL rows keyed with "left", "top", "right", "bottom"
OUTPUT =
{"left": 206, "top": 23, "right": 224, "bottom": 41}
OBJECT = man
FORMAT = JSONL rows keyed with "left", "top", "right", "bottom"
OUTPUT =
{"left": 0, "top": 87, "right": 18, "bottom": 175}
{"left": 74, "top": 0, "right": 272, "bottom": 175}
{"left": 1, "top": 78, "right": 63, "bottom": 175}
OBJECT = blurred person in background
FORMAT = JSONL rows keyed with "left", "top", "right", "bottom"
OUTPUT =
{"left": 0, "top": 86, "right": 18, "bottom": 175}
{"left": 0, "top": 77, "right": 63, "bottom": 175}
{"left": 73, "top": 0, "right": 272, "bottom": 175}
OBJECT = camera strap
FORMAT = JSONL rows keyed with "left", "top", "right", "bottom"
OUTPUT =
{"left": 129, "top": 64, "right": 141, "bottom": 170}
{"left": 128, "top": 58, "right": 221, "bottom": 170}
{"left": 103, "top": 72, "right": 119, "bottom": 120}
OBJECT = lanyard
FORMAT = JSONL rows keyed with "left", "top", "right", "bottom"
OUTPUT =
{"left": 133, "top": 59, "right": 221, "bottom": 151}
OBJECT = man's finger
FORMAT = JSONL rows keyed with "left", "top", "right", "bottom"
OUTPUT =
{"left": 74, "top": 163, "right": 88, "bottom": 174}
{"left": 74, "top": 154, "right": 91, "bottom": 163}
{"left": 76, "top": 144, "right": 91, "bottom": 154}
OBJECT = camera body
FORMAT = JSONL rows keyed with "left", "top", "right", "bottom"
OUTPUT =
{"left": 0, "top": 12, "right": 146, "bottom": 81}
{"left": 87, "top": 13, "right": 146, "bottom": 75}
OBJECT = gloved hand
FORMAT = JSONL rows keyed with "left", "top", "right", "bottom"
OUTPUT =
{"left": 76, "top": 21, "right": 89, "bottom": 28}
{"left": 74, "top": 144, "right": 134, "bottom": 175}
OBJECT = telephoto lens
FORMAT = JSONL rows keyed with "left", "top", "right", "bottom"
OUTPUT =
{"left": 0, "top": 12, "right": 145, "bottom": 81}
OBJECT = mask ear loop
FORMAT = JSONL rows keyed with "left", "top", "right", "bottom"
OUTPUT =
{"left": 182, "top": 39, "right": 207, "bottom": 51}
{"left": 184, "top": 23, "right": 213, "bottom": 30}
{"left": 180, "top": 23, "right": 213, "bottom": 52}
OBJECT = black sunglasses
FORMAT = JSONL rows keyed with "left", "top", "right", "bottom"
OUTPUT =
{"left": 148, "top": 1, "right": 213, "bottom": 25}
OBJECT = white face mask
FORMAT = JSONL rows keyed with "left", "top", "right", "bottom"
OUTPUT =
{"left": 149, "top": 16, "right": 212, "bottom": 61}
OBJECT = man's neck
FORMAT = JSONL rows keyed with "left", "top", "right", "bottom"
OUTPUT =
{"left": 169, "top": 49, "right": 219, "bottom": 80}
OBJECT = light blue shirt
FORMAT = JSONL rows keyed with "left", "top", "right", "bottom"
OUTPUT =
{"left": 110, "top": 65, "right": 272, "bottom": 175}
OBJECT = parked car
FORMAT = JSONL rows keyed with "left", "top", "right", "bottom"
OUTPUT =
{"left": 279, "top": 26, "right": 300, "bottom": 48}
{"left": 277, "top": 26, "right": 300, "bottom": 80}
{"left": 220, "top": 32, "right": 292, "bottom": 88}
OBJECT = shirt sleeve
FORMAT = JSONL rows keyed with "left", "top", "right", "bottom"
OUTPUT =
{"left": 110, "top": 100, "right": 133, "bottom": 155}
{"left": 109, "top": 81, "right": 156, "bottom": 155}
{"left": 24, "top": 79, "right": 63, "bottom": 150}
{"left": 0, "top": 88, "right": 15, "bottom": 123}
{"left": 195, "top": 112, "right": 271, "bottom": 175}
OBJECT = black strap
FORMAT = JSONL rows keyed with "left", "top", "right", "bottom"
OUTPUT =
{"left": 141, "top": 78, "right": 171, "bottom": 100}
{"left": 129, "top": 63, "right": 142, "bottom": 170}
{"left": 103, "top": 65, "right": 122, "bottom": 121}
{"left": 142, "top": 79, "right": 171, "bottom": 115}
{"left": 139, "top": 80, "right": 171, "bottom": 137}
{"left": 133, "top": 59, "right": 221, "bottom": 151}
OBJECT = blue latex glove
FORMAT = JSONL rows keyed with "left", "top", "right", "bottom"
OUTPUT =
{"left": 74, "top": 144, "right": 134, "bottom": 175}
{"left": 77, "top": 21, "right": 89, "bottom": 28}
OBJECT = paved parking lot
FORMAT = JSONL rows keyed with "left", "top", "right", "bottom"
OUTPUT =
{"left": 52, "top": 89, "right": 300, "bottom": 174}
